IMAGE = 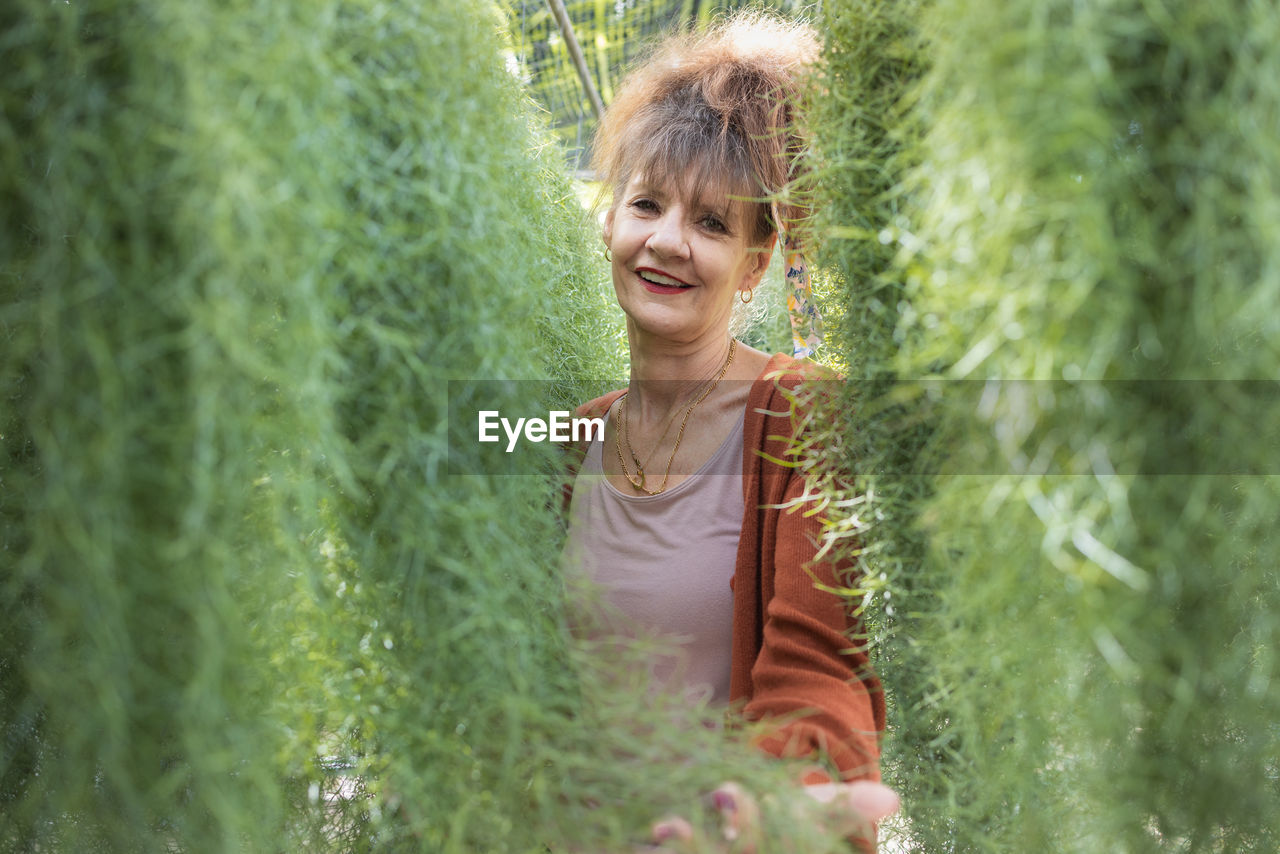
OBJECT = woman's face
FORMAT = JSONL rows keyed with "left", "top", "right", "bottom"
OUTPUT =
{"left": 603, "top": 174, "right": 773, "bottom": 346}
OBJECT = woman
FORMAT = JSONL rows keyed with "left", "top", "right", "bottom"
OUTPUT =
{"left": 561, "top": 13, "right": 897, "bottom": 850}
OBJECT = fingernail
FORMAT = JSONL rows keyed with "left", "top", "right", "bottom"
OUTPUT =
{"left": 712, "top": 790, "right": 737, "bottom": 813}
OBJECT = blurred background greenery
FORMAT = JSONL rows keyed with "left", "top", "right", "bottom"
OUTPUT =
{"left": 500, "top": 0, "right": 820, "bottom": 172}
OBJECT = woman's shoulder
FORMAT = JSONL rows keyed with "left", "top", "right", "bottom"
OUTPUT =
{"left": 749, "top": 352, "right": 839, "bottom": 403}
{"left": 740, "top": 353, "right": 843, "bottom": 452}
{"left": 574, "top": 389, "right": 626, "bottom": 420}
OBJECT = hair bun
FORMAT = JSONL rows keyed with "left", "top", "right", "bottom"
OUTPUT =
{"left": 592, "top": 12, "right": 818, "bottom": 246}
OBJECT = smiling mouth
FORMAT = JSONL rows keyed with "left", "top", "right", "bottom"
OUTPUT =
{"left": 637, "top": 269, "right": 692, "bottom": 288}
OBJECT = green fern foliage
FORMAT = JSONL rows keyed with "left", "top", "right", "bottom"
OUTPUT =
{"left": 813, "top": 0, "right": 1280, "bottom": 850}
{"left": 0, "top": 0, "right": 620, "bottom": 849}
{"left": 806, "top": 1, "right": 945, "bottom": 850}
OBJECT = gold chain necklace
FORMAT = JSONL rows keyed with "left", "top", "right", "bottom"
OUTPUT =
{"left": 614, "top": 338, "right": 737, "bottom": 496}
{"left": 625, "top": 359, "right": 721, "bottom": 475}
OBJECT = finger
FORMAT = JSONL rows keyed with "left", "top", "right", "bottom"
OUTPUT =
{"left": 650, "top": 816, "right": 694, "bottom": 846}
{"left": 800, "top": 780, "right": 900, "bottom": 843}
{"left": 709, "top": 781, "right": 760, "bottom": 851}
{"left": 803, "top": 781, "right": 899, "bottom": 822}
{"left": 842, "top": 781, "right": 900, "bottom": 823}
{"left": 800, "top": 782, "right": 841, "bottom": 805}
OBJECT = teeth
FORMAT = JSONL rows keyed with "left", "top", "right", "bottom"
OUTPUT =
{"left": 639, "top": 270, "right": 688, "bottom": 287}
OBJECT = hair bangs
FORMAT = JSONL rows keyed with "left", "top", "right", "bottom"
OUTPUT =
{"left": 614, "top": 102, "right": 773, "bottom": 243}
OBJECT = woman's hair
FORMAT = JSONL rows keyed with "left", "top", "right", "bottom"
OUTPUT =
{"left": 591, "top": 12, "right": 819, "bottom": 246}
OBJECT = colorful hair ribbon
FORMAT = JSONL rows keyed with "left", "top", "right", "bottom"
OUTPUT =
{"left": 774, "top": 205, "right": 823, "bottom": 359}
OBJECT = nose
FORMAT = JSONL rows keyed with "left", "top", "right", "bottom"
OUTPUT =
{"left": 645, "top": 209, "right": 690, "bottom": 259}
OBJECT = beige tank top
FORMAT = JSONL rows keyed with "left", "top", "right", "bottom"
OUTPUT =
{"left": 562, "top": 408, "right": 745, "bottom": 707}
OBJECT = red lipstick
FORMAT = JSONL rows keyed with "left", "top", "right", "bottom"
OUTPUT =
{"left": 635, "top": 266, "right": 692, "bottom": 295}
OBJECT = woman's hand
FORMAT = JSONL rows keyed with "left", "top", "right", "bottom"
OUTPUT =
{"left": 645, "top": 779, "right": 899, "bottom": 853}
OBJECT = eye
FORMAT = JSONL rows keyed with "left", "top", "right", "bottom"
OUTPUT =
{"left": 699, "top": 213, "right": 729, "bottom": 234}
{"left": 629, "top": 197, "right": 660, "bottom": 214}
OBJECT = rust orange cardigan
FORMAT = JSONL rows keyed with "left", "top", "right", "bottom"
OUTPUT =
{"left": 571, "top": 353, "right": 884, "bottom": 786}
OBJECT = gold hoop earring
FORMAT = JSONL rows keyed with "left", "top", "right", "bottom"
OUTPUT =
{"left": 604, "top": 248, "right": 612, "bottom": 262}
{"left": 739, "top": 288, "right": 754, "bottom": 304}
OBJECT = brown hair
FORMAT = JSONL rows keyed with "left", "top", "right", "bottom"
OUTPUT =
{"left": 591, "top": 12, "right": 819, "bottom": 246}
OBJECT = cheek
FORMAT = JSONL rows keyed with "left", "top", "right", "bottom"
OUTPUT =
{"left": 608, "top": 216, "right": 642, "bottom": 252}
{"left": 706, "top": 248, "right": 748, "bottom": 288}
{"left": 609, "top": 257, "right": 629, "bottom": 300}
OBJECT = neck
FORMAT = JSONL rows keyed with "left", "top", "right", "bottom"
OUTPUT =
{"left": 626, "top": 328, "right": 735, "bottom": 418}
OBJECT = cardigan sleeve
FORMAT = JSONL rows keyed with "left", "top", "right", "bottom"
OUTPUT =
{"left": 741, "top": 464, "right": 883, "bottom": 783}
{"left": 735, "top": 362, "right": 884, "bottom": 785}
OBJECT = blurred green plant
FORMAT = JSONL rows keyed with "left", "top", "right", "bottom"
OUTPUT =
{"left": 0, "top": 0, "right": 626, "bottom": 849}
{"left": 804, "top": 2, "right": 944, "bottom": 851}
{"left": 809, "top": 0, "right": 1280, "bottom": 850}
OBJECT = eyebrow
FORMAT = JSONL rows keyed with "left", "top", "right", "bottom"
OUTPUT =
{"left": 627, "top": 181, "right": 667, "bottom": 201}
{"left": 628, "top": 177, "right": 744, "bottom": 230}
